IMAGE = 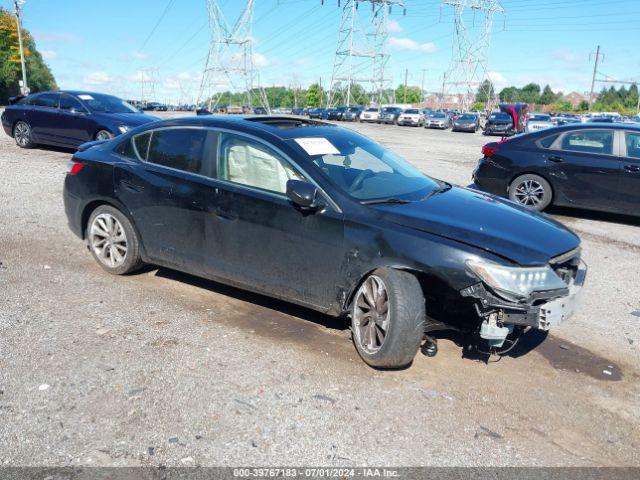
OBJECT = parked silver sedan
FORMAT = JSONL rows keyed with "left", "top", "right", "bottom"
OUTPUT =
{"left": 526, "top": 113, "right": 554, "bottom": 133}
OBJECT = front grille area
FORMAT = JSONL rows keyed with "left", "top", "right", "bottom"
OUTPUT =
{"left": 550, "top": 247, "right": 581, "bottom": 285}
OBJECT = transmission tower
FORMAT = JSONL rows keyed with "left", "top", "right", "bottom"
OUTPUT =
{"left": 197, "top": 0, "right": 270, "bottom": 112}
{"left": 441, "top": 0, "right": 503, "bottom": 111}
{"left": 327, "top": 0, "right": 405, "bottom": 107}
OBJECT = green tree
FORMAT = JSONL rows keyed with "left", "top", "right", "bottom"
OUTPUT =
{"left": 475, "top": 79, "right": 495, "bottom": 104}
{"left": 0, "top": 7, "right": 56, "bottom": 102}
{"left": 520, "top": 83, "right": 541, "bottom": 104}
{"left": 539, "top": 85, "right": 558, "bottom": 105}
{"left": 578, "top": 100, "right": 589, "bottom": 111}
{"left": 395, "top": 84, "right": 422, "bottom": 104}
{"left": 306, "top": 83, "right": 322, "bottom": 107}
{"left": 498, "top": 86, "right": 519, "bottom": 102}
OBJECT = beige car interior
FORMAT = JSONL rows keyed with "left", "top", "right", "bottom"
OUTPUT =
{"left": 222, "top": 139, "right": 303, "bottom": 194}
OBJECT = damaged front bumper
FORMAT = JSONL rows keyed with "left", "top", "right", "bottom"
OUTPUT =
{"left": 460, "top": 261, "right": 587, "bottom": 347}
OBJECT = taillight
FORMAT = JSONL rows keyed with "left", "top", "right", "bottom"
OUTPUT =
{"left": 68, "top": 161, "right": 85, "bottom": 175}
{"left": 482, "top": 145, "right": 497, "bottom": 157}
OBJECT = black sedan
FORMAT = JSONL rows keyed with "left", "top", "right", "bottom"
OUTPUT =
{"left": 64, "top": 116, "right": 585, "bottom": 368}
{"left": 473, "top": 123, "right": 640, "bottom": 216}
{"left": 1, "top": 90, "right": 158, "bottom": 149}
{"left": 483, "top": 111, "right": 514, "bottom": 136}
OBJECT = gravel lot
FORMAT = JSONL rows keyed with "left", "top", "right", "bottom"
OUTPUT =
{"left": 1, "top": 111, "right": 639, "bottom": 467}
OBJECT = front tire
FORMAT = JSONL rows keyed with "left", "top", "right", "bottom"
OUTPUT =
{"left": 87, "top": 205, "right": 144, "bottom": 275}
{"left": 13, "top": 121, "right": 34, "bottom": 148}
{"left": 351, "top": 268, "right": 425, "bottom": 369}
{"left": 95, "top": 129, "right": 114, "bottom": 141}
{"left": 508, "top": 174, "right": 553, "bottom": 211}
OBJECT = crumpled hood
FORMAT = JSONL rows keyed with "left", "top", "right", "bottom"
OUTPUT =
{"left": 374, "top": 186, "right": 580, "bottom": 266}
{"left": 92, "top": 112, "right": 159, "bottom": 127}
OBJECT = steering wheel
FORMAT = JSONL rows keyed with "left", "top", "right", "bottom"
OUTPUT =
{"left": 350, "top": 169, "right": 374, "bottom": 192}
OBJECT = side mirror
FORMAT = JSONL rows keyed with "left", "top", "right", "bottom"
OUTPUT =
{"left": 286, "top": 180, "right": 323, "bottom": 211}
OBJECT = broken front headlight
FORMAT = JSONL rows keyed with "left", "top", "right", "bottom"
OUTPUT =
{"left": 466, "top": 259, "right": 567, "bottom": 300}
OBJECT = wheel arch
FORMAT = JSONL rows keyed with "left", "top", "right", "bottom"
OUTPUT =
{"left": 80, "top": 199, "right": 148, "bottom": 257}
{"left": 342, "top": 265, "right": 447, "bottom": 313}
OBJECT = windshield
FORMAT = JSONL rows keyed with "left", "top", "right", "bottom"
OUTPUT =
{"left": 490, "top": 113, "right": 510, "bottom": 121}
{"left": 79, "top": 93, "right": 139, "bottom": 114}
{"left": 530, "top": 115, "right": 551, "bottom": 121}
{"left": 458, "top": 114, "right": 476, "bottom": 121}
{"left": 404, "top": 109, "right": 420, "bottom": 114}
{"left": 433, "top": 113, "right": 446, "bottom": 118}
{"left": 293, "top": 130, "right": 439, "bottom": 201}
{"left": 365, "top": 108, "right": 378, "bottom": 112}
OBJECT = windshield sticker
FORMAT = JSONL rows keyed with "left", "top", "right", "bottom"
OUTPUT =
{"left": 78, "top": 94, "right": 94, "bottom": 100}
{"left": 294, "top": 137, "right": 340, "bottom": 156}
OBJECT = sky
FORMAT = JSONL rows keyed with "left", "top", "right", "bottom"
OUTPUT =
{"left": 2, "top": 0, "right": 639, "bottom": 103}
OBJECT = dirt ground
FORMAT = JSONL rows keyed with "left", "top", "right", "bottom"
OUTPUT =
{"left": 0, "top": 111, "right": 639, "bottom": 467}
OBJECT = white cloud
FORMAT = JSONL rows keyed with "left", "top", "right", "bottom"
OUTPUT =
{"left": 129, "top": 51, "right": 149, "bottom": 60}
{"left": 34, "top": 32, "right": 81, "bottom": 43}
{"left": 253, "top": 53, "right": 269, "bottom": 67}
{"left": 388, "top": 37, "right": 436, "bottom": 53}
{"left": 83, "top": 71, "right": 113, "bottom": 85}
{"left": 41, "top": 50, "right": 57, "bottom": 60}
{"left": 551, "top": 49, "right": 585, "bottom": 65}
{"left": 388, "top": 20, "right": 403, "bottom": 33}
{"left": 487, "top": 71, "right": 506, "bottom": 84}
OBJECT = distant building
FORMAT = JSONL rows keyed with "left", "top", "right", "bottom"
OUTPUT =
{"left": 563, "top": 91, "right": 588, "bottom": 108}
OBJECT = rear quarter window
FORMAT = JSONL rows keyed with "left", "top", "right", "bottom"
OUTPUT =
{"left": 538, "top": 133, "right": 561, "bottom": 149}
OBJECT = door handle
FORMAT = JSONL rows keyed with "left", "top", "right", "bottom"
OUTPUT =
{"left": 548, "top": 155, "right": 564, "bottom": 163}
{"left": 624, "top": 164, "right": 640, "bottom": 173}
{"left": 120, "top": 180, "right": 143, "bottom": 192}
{"left": 213, "top": 209, "right": 238, "bottom": 221}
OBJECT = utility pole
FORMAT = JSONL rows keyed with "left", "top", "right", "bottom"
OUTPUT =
{"left": 441, "top": 0, "right": 503, "bottom": 111}
{"left": 326, "top": 0, "right": 405, "bottom": 107}
{"left": 588, "top": 45, "right": 603, "bottom": 111}
{"left": 421, "top": 68, "right": 427, "bottom": 103}
{"left": 439, "top": 72, "right": 447, "bottom": 109}
{"left": 13, "top": 0, "right": 29, "bottom": 96}
{"left": 403, "top": 68, "right": 408, "bottom": 104}
{"left": 197, "top": 0, "right": 270, "bottom": 113}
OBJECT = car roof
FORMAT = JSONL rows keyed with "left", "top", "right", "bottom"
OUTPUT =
{"left": 144, "top": 115, "right": 343, "bottom": 141}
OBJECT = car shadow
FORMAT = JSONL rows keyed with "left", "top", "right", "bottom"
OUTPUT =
{"left": 149, "top": 266, "right": 350, "bottom": 333}
{"left": 431, "top": 328, "right": 549, "bottom": 364}
{"left": 33, "top": 144, "right": 76, "bottom": 155}
{"left": 546, "top": 205, "right": 640, "bottom": 227}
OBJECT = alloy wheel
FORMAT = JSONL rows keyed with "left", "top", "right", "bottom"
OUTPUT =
{"left": 514, "top": 179, "right": 545, "bottom": 207}
{"left": 353, "top": 275, "right": 390, "bottom": 354}
{"left": 89, "top": 213, "right": 128, "bottom": 268}
{"left": 14, "top": 122, "right": 31, "bottom": 147}
{"left": 96, "top": 130, "right": 113, "bottom": 141}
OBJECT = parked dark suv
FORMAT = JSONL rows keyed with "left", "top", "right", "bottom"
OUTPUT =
{"left": 63, "top": 116, "right": 585, "bottom": 368}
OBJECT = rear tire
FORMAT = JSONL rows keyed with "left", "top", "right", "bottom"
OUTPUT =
{"left": 508, "top": 174, "right": 553, "bottom": 211}
{"left": 86, "top": 205, "right": 144, "bottom": 275}
{"left": 13, "top": 121, "right": 34, "bottom": 148}
{"left": 351, "top": 268, "right": 425, "bottom": 369}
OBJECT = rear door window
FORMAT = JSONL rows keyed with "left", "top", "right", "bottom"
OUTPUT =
{"left": 560, "top": 130, "right": 613, "bottom": 155}
{"left": 145, "top": 128, "right": 210, "bottom": 175}
{"left": 34, "top": 93, "right": 60, "bottom": 108}
{"left": 59, "top": 95, "right": 85, "bottom": 111}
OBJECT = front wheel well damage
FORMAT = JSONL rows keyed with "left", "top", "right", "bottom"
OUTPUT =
{"left": 343, "top": 267, "right": 478, "bottom": 334}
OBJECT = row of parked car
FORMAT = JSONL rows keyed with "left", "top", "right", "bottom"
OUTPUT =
{"left": 307, "top": 106, "right": 486, "bottom": 132}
